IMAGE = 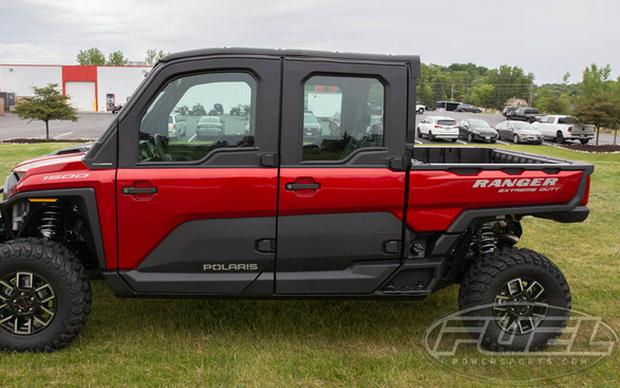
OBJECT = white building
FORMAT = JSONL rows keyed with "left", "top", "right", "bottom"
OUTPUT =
{"left": 0, "top": 64, "right": 151, "bottom": 112}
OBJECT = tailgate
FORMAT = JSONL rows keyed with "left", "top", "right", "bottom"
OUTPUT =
{"left": 572, "top": 124, "right": 596, "bottom": 136}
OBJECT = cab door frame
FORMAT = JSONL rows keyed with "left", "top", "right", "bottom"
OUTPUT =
{"left": 275, "top": 57, "right": 412, "bottom": 295}
{"left": 115, "top": 56, "right": 282, "bottom": 296}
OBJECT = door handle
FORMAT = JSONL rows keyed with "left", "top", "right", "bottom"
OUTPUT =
{"left": 121, "top": 186, "right": 157, "bottom": 195}
{"left": 284, "top": 182, "right": 320, "bottom": 191}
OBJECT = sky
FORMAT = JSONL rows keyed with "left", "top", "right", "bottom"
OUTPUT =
{"left": 0, "top": 0, "right": 618, "bottom": 84}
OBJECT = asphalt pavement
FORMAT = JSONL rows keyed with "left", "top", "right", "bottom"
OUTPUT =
{"left": 0, "top": 111, "right": 617, "bottom": 146}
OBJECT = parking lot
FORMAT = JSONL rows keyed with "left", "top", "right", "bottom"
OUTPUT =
{"left": 0, "top": 110, "right": 617, "bottom": 145}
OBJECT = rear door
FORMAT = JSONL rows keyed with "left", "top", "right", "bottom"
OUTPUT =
{"left": 275, "top": 58, "right": 410, "bottom": 294}
{"left": 115, "top": 57, "right": 281, "bottom": 295}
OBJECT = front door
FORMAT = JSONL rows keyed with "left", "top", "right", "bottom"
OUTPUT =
{"left": 116, "top": 57, "right": 281, "bottom": 295}
{"left": 275, "top": 59, "right": 410, "bottom": 294}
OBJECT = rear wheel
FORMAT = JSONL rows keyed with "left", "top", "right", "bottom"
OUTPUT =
{"left": 416, "top": 127, "right": 423, "bottom": 139}
{"left": 580, "top": 139, "right": 589, "bottom": 145}
{"left": 459, "top": 247, "right": 571, "bottom": 351}
{"left": 556, "top": 131, "right": 565, "bottom": 144}
{"left": 467, "top": 133, "right": 474, "bottom": 142}
{"left": 428, "top": 131, "right": 435, "bottom": 141}
{"left": 0, "top": 238, "right": 91, "bottom": 352}
{"left": 513, "top": 134, "right": 520, "bottom": 144}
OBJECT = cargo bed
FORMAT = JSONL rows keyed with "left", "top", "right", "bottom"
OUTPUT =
{"left": 411, "top": 147, "right": 590, "bottom": 171}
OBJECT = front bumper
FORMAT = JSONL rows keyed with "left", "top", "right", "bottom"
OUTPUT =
{"left": 471, "top": 133, "right": 498, "bottom": 142}
{"left": 518, "top": 135, "right": 543, "bottom": 143}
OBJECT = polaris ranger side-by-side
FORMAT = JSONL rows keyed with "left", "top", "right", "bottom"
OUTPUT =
{"left": 0, "top": 49, "right": 592, "bottom": 351}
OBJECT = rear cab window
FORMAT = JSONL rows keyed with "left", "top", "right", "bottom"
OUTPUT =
{"left": 301, "top": 75, "right": 385, "bottom": 161}
{"left": 437, "top": 119, "right": 456, "bottom": 126}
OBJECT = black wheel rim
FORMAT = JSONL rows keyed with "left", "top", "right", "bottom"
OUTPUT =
{"left": 492, "top": 277, "right": 548, "bottom": 335}
{"left": 0, "top": 272, "right": 57, "bottom": 335}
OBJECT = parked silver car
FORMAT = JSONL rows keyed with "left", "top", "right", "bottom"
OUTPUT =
{"left": 496, "top": 120, "right": 544, "bottom": 144}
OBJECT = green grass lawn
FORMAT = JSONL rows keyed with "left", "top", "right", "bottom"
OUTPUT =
{"left": 0, "top": 143, "right": 618, "bottom": 386}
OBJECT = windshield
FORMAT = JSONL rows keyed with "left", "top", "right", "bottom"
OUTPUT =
{"left": 512, "top": 122, "right": 532, "bottom": 130}
{"left": 468, "top": 119, "right": 490, "bottom": 127}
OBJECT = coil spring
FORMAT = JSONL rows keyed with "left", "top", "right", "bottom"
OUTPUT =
{"left": 39, "top": 205, "right": 63, "bottom": 240}
{"left": 477, "top": 223, "right": 496, "bottom": 256}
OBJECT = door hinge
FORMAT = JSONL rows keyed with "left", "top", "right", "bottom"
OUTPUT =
{"left": 258, "top": 152, "right": 279, "bottom": 167}
{"left": 255, "top": 238, "right": 276, "bottom": 253}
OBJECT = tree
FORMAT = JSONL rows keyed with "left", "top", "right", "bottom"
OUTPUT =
{"left": 107, "top": 50, "right": 128, "bottom": 66}
{"left": 580, "top": 64, "right": 612, "bottom": 99}
{"left": 574, "top": 92, "right": 620, "bottom": 145}
{"left": 468, "top": 83, "right": 495, "bottom": 108}
{"left": 145, "top": 49, "right": 169, "bottom": 66}
{"left": 76, "top": 48, "right": 106, "bottom": 65}
{"left": 13, "top": 83, "right": 78, "bottom": 140}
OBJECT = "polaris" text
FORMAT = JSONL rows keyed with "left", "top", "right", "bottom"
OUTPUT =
{"left": 202, "top": 263, "right": 258, "bottom": 272}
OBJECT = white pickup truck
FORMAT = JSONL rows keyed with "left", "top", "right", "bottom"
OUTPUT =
{"left": 532, "top": 115, "right": 595, "bottom": 144}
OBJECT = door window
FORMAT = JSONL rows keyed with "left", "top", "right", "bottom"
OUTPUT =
{"left": 301, "top": 76, "right": 384, "bottom": 161}
{"left": 138, "top": 72, "right": 256, "bottom": 162}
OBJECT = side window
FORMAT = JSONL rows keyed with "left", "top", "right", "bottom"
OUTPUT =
{"left": 138, "top": 72, "right": 256, "bottom": 162}
{"left": 301, "top": 75, "right": 384, "bottom": 161}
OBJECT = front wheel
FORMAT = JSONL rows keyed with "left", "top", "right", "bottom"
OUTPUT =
{"left": 459, "top": 247, "right": 571, "bottom": 351}
{"left": 467, "top": 133, "right": 474, "bottom": 143}
{"left": 0, "top": 239, "right": 91, "bottom": 352}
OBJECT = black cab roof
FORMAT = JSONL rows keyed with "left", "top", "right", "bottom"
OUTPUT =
{"left": 161, "top": 47, "right": 420, "bottom": 77}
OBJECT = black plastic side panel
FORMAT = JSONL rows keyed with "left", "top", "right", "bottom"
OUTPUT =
{"left": 276, "top": 212, "right": 403, "bottom": 294}
{"left": 121, "top": 217, "right": 275, "bottom": 294}
{"left": 136, "top": 217, "right": 274, "bottom": 273}
{"left": 122, "top": 270, "right": 260, "bottom": 295}
{"left": 276, "top": 261, "right": 400, "bottom": 294}
{"left": 276, "top": 212, "right": 402, "bottom": 272}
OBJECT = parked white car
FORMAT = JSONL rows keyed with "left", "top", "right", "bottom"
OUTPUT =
{"left": 416, "top": 116, "right": 459, "bottom": 142}
{"left": 168, "top": 113, "right": 188, "bottom": 139}
{"left": 531, "top": 115, "right": 595, "bottom": 144}
{"left": 416, "top": 104, "right": 426, "bottom": 114}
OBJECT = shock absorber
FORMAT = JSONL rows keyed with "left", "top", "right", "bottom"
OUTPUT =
{"left": 476, "top": 222, "right": 497, "bottom": 256}
{"left": 39, "top": 205, "right": 64, "bottom": 240}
